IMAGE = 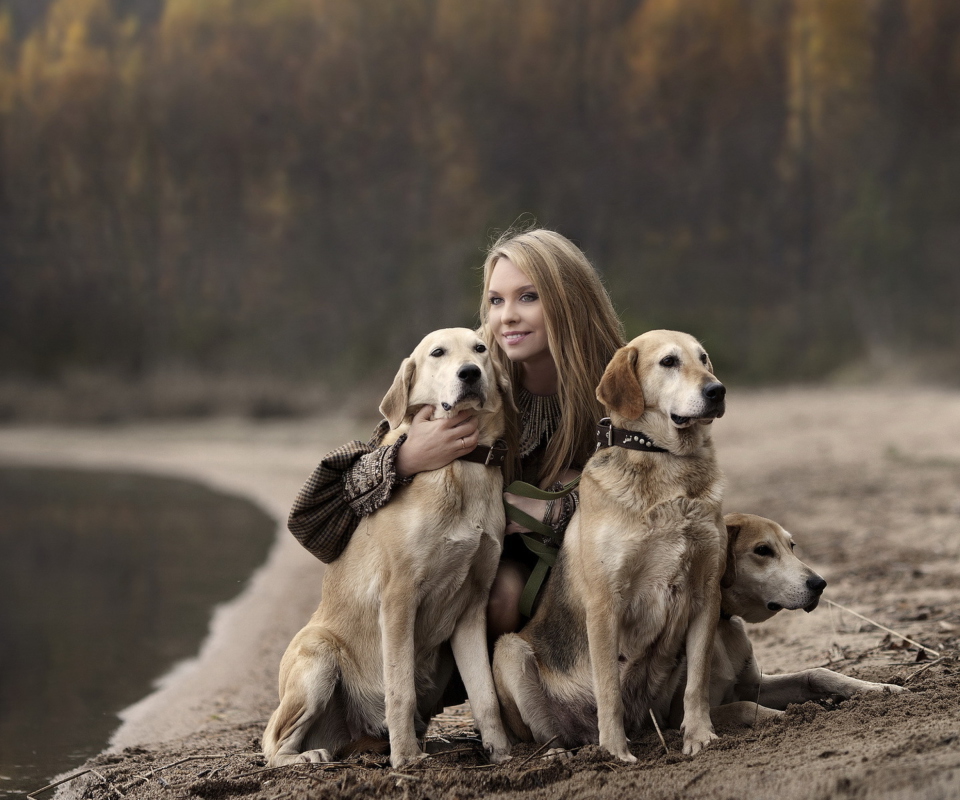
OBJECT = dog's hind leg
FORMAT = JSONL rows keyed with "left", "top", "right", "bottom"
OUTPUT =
{"left": 451, "top": 601, "right": 511, "bottom": 763}
{"left": 493, "top": 634, "right": 564, "bottom": 746}
{"left": 262, "top": 626, "right": 348, "bottom": 766}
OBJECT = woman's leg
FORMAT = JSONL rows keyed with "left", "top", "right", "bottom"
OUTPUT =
{"left": 487, "top": 559, "right": 531, "bottom": 640}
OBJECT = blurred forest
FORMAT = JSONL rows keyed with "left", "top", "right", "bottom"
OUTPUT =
{"left": 1, "top": 0, "right": 959, "bottom": 419}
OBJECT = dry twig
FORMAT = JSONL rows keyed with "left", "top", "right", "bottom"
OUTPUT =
{"left": 119, "top": 754, "right": 235, "bottom": 793}
{"left": 823, "top": 599, "right": 939, "bottom": 657}
{"left": 903, "top": 654, "right": 955, "bottom": 685}
{"left": 649, "top": 709, "right": 669, "bottom": 754}
{"left": 27, "top": 769, "right": 95, "bottom": 799}
{"left": 517, "top": 736, "right": 560, "bottom": 767}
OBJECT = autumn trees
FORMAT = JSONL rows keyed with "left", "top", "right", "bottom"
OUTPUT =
{"left": 1, "top": 0, "right": 958, "bottom": 389}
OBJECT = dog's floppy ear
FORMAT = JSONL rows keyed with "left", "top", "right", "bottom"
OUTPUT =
{"left": 720, "top": 523, "right": 741, "bottom": 589}
{"left": 379, "top": 357, "right": 416, "bottom": 429}
{"left": 596, "top": 346, "right": 645, "bottom": 419}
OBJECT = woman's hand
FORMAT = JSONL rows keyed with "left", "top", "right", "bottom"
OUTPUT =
{"left": 503, "top": 493, "right": 547, "bottom": 536}
{"left": 394, "top": 405, "right": 480, "bottom": 477}
{"left": 503, "top": 468, "right": 580, "bottom": 535}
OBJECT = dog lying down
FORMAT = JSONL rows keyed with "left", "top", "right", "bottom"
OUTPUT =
{"left": 262, "top": 328, "right": 512, "bottom": 768}
{"left": 672, "top": 512, "right": 906, "bottom": 729}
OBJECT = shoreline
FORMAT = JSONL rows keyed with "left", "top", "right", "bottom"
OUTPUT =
{"left": 3, "top": 388, "right": 959, "bottom": 798}
{"left": 0, "top": 416, "right": 360, "bottom": 796}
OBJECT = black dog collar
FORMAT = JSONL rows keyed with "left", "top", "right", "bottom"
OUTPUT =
{"left": 458, "top": 440, "right": 509, "bottom": 468}
{"left": 595, "top": 418, "right": 668, "bottom": 453}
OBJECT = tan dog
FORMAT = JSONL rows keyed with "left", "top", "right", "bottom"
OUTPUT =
{"left": 668, "top": 512, "right": 905, "bottom": 727}
{"left": 263, "top": 328, "right": 512, "bottom": 768}
{"left": 494, "top": 330, "right": 727, "bottom": 760}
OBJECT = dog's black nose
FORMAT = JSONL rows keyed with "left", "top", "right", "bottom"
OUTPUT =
{"left": 458, "top": 364, "right": 482, "bottom": 384}
{"left": 703, "top": 382, "right": 726, "bottom": 402}
{"left": 807, "top": 576, "right": 827, "bottom": 594}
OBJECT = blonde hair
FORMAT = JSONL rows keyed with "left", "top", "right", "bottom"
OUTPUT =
{"left": 479, "top": 228, "right": 625, "bottom": 485}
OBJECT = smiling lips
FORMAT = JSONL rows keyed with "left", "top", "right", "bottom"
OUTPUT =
{"left": 503, "top": 332, "right": 530, "bottom": 345}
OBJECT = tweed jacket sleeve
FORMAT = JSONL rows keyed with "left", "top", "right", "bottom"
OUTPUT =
{"left": 287, "top": 420, "right": 412, "bottom": 563}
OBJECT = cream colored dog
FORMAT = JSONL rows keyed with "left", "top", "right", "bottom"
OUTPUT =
{"left": 672, "top": 512, "right": 905, "bottom": 727}
{"left": 263, "top": 328, "right": 512, "bottom": 768}
{"left": 494, "top": 329, "right": 727, "bottom": 761}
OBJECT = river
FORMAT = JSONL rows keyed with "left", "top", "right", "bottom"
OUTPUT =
{"left": 0, "top": 467, "right": 275, "bottom": 797}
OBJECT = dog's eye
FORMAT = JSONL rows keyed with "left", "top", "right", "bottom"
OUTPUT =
{"left": 754, "top": 545, "right": 774, "bottom": 557}
{"left": 660, "top": 356, "right": 678, "bottom": 368}
{"left": 700, "top": 353, "right": 708, "bottom": 365}
{"left": 789, "top": 541, "right": 796, "bottom": 551}
{"left": 475, "top": 344, "right": 487, "bottom": 353}
{"left": 430, "top": 348, "right": 445, "bottom": 358}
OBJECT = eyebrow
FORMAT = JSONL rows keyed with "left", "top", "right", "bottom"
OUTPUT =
{"left": 488, "top": 285, "right": 537, "bottom": 295}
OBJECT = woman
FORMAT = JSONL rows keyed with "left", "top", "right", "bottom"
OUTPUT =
{"left": 288, "top": 227, "right": 624, "bottom": 635}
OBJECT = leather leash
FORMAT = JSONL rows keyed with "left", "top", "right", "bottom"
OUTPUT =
{"left": 507, "top": 418, "right": 667, "bottom": 618}
{"left": 505, "top": 475, "right": 581, "bottom": 618}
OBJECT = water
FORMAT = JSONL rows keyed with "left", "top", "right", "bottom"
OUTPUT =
{"left": 0, "top": 467, "right": 275, "bottom": 797}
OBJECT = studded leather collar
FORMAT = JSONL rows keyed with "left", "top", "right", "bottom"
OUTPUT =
{"left": 595, "top": 417, "right": 668, "bottom": 453}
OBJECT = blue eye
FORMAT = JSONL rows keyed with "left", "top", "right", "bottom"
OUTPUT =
{"left": 489, "top": 296, "right": 503, "bottom": 306}
{"left": 520, "top": 293, "right": 538, "bottom": 302}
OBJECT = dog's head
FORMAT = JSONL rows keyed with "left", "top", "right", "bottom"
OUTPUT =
{"left": 720, "top": 513, "right": 827, "bottom": 624}
{"left": 379, "top": 328, "right": 511, "bottom": 429}
{"left": 596, "top": 330, "right": 725, "bottom": 431}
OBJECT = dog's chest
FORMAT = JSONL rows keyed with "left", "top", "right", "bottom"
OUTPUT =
{"left": 413, "top": 462, "right": 504, "bottom": 532}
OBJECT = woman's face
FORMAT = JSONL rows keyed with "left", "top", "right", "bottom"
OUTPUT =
{"left": 487, "top": 257, "right": 551, "bottom": 368}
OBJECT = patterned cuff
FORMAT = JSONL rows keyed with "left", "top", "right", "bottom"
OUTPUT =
{"left": 545, "top": 481, "right": 579, "bottom": 538}
{"left": 343, "top": 433, "right": 410, "bottom": 516}
{"left": 388, "top": 435, "right": 414, "bottom": 488}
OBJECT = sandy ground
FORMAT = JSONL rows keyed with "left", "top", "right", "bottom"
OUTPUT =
{"left": 2, "top": 387, "right": 959, "bottom": 800}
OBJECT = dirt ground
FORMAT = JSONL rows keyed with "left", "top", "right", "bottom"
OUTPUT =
{"left": 4, "top": 387, "right": 960, "bottom": 800}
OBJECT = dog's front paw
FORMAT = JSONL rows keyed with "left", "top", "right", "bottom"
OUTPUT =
{"left": 485, "top": 741, "right": 512, "bottom": 764}
{"left": 599, "top": 736, "right": 637, "bottom": 764}
{"left": 390, "top": 747, "right": 427, "bottom": 769}
{"left": 298, "top": 749, "right": 334, "bottom": 763}
{"left": 871, "top": 683, "right": 908, "bottom": 694}
{"left": 542, "top": 747, "right": 574, "bottom": 762}
{"left": 682, "top": 728, "right": 718, "bottom": 756}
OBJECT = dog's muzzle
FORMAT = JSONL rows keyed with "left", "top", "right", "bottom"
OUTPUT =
{"left": 768, "top": 574, "right": 827, "bottom": 613}
{"left": 671, "top": 382, "right": 727, "bottom": 426}
{"left": 803, "top": 575, "right": 827, "bottom": 613}
{"left": 702, "top": 381, "right": 726, "bottom": 419}
{"left": 442, "top": 364, "right": 487, "bottom": 411}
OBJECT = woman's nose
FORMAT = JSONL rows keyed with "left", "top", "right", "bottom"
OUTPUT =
{"left": 501, "top": 300, "right": 519, "bottom": 323}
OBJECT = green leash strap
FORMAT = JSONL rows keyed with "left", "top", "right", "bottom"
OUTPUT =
{"left": 504, "top": 476, "right": 581, "bottom": 502}
{"left": 519, "top": 559, "right": 550, "bottom": 619}
{"left": 503, "top": 475, "right": 581, "bottom": 617}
